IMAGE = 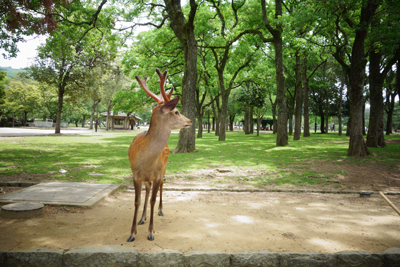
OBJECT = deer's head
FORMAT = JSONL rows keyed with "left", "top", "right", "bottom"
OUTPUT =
{"left": 135, "top": 69, "right": 191, "bottom": 130}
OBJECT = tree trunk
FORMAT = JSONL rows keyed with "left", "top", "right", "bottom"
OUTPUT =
{"left": 165, "top": 0, "right": 197, "bottom": 153}
{"left": 55, "top": 86, "right": 65, "bottom": 134}
{"left": 365, "top": 36, "right": 388, "bottom": 146}
{"left": 82, "top": 114, "right": 86, "bottom": 128}
{"left": 218, "top": 88, "right": 229, "bottom": 141}
{"left": 208, "top": 112, "right": 211, "bottom": 133}
{"left": 325, "top": 115, "right": 329, "bottom": 133}
{"left": 294, "top": 54, "right": 303, "bottom": 140}
{"left": 244, "top": 108, "right": 250, "bottom": 134}
{"left": 346, "top": 1, "right": 378, "bottom": 156}
{"left": 314, "top": 117, "right": 317, "bottom": 133}
{"left": 250, "top": 106, "right": 254, "bottom": 134}
{"left": 229, "top": 115, "right": 235, "bottom": 131}
{"left": 273, "top": 2, "right": 288, "bottom": 146}
{"left": 256, "top": 115, "right": 262, "bottom": 137}
{"left": 95, "top": 100, "right": 100, "bottom": 133}
{"left": 288, "top": 114, "right": 293, "bottom": 135}
{"left": 320, "top": 112, "right": 325, "bottom": 134}
{"left": 385, "top": 92, "right": 395, "bottom": 135}
{"left": 212, "top": 117, "right": 215, "bottom": 132}
{"left": 347, "top": 44, "right": 370, "bottom": 154}
{"left": 338, "top": 79, "right": 344, "bottom": 136}
{"left": 89, "top": 99, "right": 96, "bottom": 130}
{"left": 197, "top": 111, "right": 203, "bottom": 138}
{"left": 212, "top": 95, "right": 220, "bottom": 136}
{"left": 302, "top": 56, "right": 310, "bottom": 137}
{"left": 362, "top": 99, "right": 366, "bottom": 136}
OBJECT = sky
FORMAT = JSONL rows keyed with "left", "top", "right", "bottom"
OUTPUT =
{"left": 0, "top": 35, "right": 47, "bottom": 69}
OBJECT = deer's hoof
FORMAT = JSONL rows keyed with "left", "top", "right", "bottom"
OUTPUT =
{"left": 138, "top": 219, "right": 145, "bottom": 225}
{"left": 158, "top": 211, "right": 164, "bottom": 216}
{"left": 147, "top": 235, "right": 154, "bottom": 241}
{"left": 127, "top": 235, "right": 135, "bottom": 242}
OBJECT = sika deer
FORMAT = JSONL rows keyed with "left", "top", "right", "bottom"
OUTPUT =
{"left": 127, "top": 69, "right": 191, "bottom": 242}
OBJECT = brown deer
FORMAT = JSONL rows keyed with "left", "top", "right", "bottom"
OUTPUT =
{"left": 127, "top": 68, "right": 192, "bottom": 242}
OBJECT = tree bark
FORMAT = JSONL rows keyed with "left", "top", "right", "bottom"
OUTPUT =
{"left": 261, "top": 0, "right": 288, "bottom": 145}
{"left": 82, "top": 114, "right": 86, "bottom": 128}
{"left": 294, "top": 54, "right": 303, "bottom": 140}
{"left": 365, "top": 19, "right": 398, "bottom": 146}
{"left": 197, "top": 111, "right": 203, "bottom": 138}
{"left": 338, "top": 80, "right": 344, "bottom": 136}
{"left": 89, "top": 99, "right": 96, "bottom": 130}
{"left": 249, "top": 106, "right": 254, "bottom": 134}
{"left": 385, "top": 88, "right": 395, "bottom": 135}
{"left": 229, "top": 115, "right": 235, "bottom": 131}
{"left": 302, "top": 56, "right": 310, "bottom": 137}
{"left": 55, "top": 86, "right": 65, "bottom": 134}
{"left": 207, "top": 112, "right": 211, "bottom": 133}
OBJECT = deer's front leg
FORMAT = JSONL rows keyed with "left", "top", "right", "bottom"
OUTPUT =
{"left": 148, "top": 179, "right": 161, "bottom": 241}
{"left": 127, "top": 179, "right": 142, "bottom": 242}
{"left": 139, "top": 182, "right": 151, "bottom": 225}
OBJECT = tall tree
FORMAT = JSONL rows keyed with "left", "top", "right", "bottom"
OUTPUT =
{"left": 260, "top": 0, "right": 288, "bottom": 146}
{"left": 365, "top": 1, "right": 400, "bottom": 147}
{"left": 163, "top": 0, "right": 198, "bottom": 152}
{"left": 29, "top": 4, "right": 116, "bottom": 133}
{"left": 307, "top": 0, "right": 378, "bottom": 156}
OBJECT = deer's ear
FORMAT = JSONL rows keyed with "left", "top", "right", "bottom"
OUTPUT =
{"left": 160, "top": 96, "right": 180, "bottom": 113}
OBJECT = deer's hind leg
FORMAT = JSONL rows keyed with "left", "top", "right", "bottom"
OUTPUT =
{"left": 127, "top": 179, "right": 142, "bottom": 242}
{"left": 148, "top": 179, "right": 161, "bottom": 241}
{"left": 139, "top": 181, "right": 151, "bottom": 225}
{"left": 158, "top": 179, "right": 164, "bottom": 216}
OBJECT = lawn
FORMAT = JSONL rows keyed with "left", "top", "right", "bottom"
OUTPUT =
{"left": 1, "top": 129, "right": 399, "bottom": 189}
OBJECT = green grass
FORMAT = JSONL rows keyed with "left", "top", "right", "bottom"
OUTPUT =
{"left": 0, "top": 130, "right": 399, "bottom": 188}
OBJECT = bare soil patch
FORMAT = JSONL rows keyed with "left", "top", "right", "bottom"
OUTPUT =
{"left": 1, "top": 190, "right": 400, "bottom": 253}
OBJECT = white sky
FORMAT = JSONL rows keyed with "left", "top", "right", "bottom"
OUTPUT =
{"left": 0, "top": 35, "right": 47, "bottom": 69}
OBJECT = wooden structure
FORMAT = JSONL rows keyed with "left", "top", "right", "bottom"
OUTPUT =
{"left": 100, "top": 111, "right": 142, "bottom": 130}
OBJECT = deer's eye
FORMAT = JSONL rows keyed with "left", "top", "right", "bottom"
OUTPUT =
{"left": 175, "top": 111, "right": 179, "bottom": 115}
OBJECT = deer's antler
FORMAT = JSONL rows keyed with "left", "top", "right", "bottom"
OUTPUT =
{"left": 135, "top": 75, "right": 162, "bottom": 104}
{"left": 156, "top": 68, "right": 169, "bottom": 102}
{"left": 167, "top": 87, "right": 174, "bottom": 100}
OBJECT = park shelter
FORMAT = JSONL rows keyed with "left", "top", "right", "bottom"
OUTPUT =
{"left": 100, "top": 111, "right": 141, "bottom": 130}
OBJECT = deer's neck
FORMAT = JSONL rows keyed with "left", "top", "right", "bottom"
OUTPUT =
{"left": 143, "top": 123, "right": 171, "bottom": 159}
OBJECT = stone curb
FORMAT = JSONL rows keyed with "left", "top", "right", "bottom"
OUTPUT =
{"left": 1, "top": 246, "right": 399, "bottom": 267}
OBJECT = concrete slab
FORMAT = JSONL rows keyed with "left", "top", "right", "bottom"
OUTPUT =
{"left": 0, "top": 182, "right": 120, "bottom": 207}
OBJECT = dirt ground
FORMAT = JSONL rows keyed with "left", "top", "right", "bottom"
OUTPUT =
{"left": 1, "top": 189, "right": 400, "bottom": 253}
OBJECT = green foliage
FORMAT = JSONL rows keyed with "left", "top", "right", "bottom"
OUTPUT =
{"left": 112, "top": 89, "right": 150, "bottom": 115}
{"left": 3, "top": 73, "right": 41, "bottom": 117}
{"left": 0, "top": 70, "right": 6, "bottom": 106}
{"left": 0, "top": 67, "right": 26, "bottom": 78}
